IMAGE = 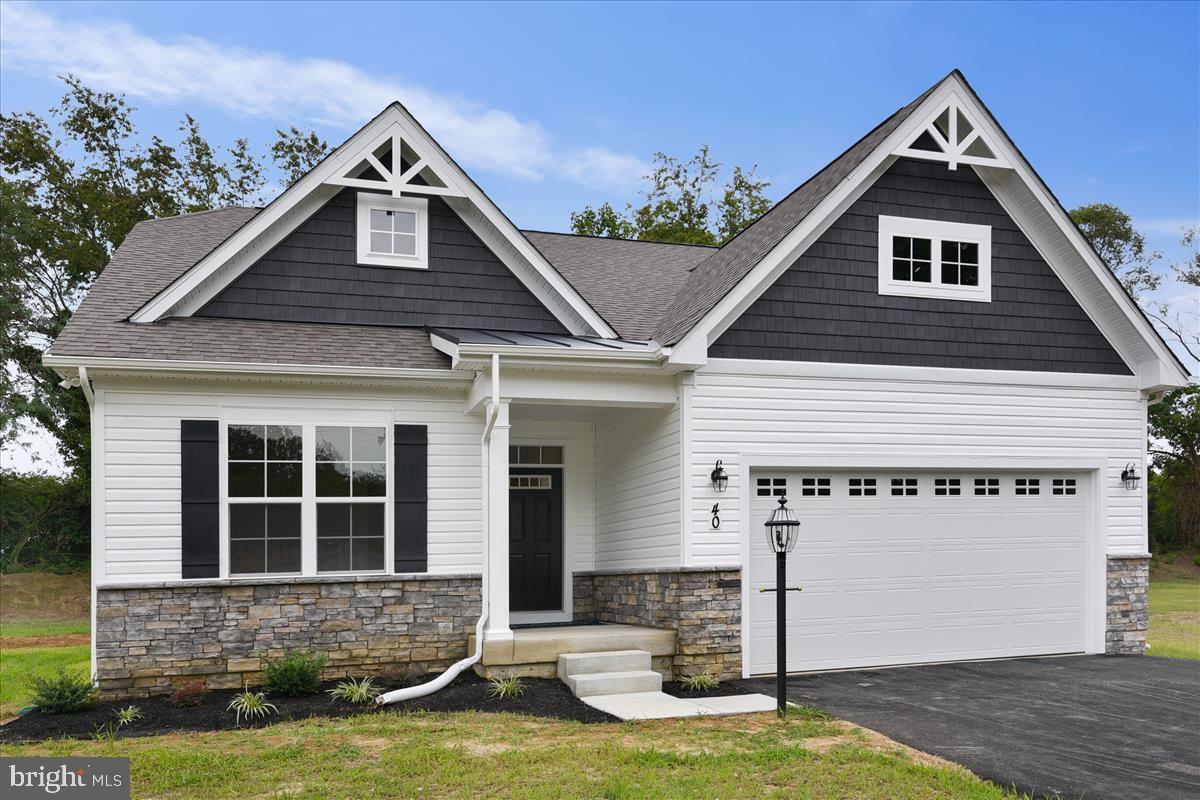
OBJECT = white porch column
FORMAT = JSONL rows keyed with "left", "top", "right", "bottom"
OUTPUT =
{"left": 484, "top": 399, "right": 512, "bottom": 641}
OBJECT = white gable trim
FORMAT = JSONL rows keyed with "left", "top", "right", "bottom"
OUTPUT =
{"left": 668, "top": 75, "right": 1189, "bottom": 390}
{"left": 130, "top": 105, "right": 617, "bottom": 339}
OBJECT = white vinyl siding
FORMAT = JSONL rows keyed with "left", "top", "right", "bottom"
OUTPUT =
{"left": 593, "top": 406, "right": 681, "bottom": 569}
{"left": 687, "top": 361, "right": 1147, "bottom": 566}
{"left": 96, "top": 378, "right": 483, "bottom": 584}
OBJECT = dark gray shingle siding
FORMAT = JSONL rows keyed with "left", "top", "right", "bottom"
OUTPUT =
{"left": 199, "top": 189, "right": 568, "bottom": 333}
{"left": 710, "top": 158, "right": 1132, "bottom": 375}
{"left": 48, "top": 207, "right": 450, "bottom": 370}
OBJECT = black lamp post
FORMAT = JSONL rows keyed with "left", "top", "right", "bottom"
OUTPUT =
{"left": 763, "top": 496, "right": 800, "bottom": 717}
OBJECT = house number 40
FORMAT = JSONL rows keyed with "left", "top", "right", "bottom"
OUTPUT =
{"left": 710, "top": 504, "right": 720, "bottom": 529}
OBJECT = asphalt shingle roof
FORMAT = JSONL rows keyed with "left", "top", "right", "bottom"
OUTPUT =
{"left": 47, "top": 208, "right": 451, "bottom": 370}
{"left": 45, "top": 72, "right": 946, "bottom": 365}
{"left": 521, "top": 231, "right": 713, "bottom": 340}
{"left": 651, "top": 81, "right": 938, "bottom": 345}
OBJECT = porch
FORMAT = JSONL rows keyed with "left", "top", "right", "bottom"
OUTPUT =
{"left": 468, "top": 623, "right": 676, "bottom": 679}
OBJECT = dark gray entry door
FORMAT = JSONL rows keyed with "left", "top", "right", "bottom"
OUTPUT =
{"left": 509, "top": 467, "right": 563, "bottom": 612}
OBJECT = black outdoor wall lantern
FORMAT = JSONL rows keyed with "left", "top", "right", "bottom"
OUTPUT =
{"left": 710, "top": 460, "right": 729, "bottom": 493}
{"left": 1120, "top": 462, "right": 1141, "bottom": 490}
{"left": 762, "top": 496, "right": 801, "bottom": 718}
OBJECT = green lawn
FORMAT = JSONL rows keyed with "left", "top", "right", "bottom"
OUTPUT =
{"left": 0, "top": 644, "right": 91, "bottom": 717}
{"left": 1148, "top": 578, "right": 1200, "bottom": 660}
{"left": 0, "top": 710, "right": 1024, "bottom": 799}
{"left": 0, "top": 619, "right": 90, "bottom": 638}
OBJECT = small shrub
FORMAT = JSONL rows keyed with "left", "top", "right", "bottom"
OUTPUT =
{"left": 381, "top": 666, "right": 418, "bottom": 689}
{"left": 678, "top": 672, "right": 720, "bottom": 693}
{"left": 27, "top": 667, "right": 96, "bottom": 714}
{"left": 91, "top": 721, "right": 119, "bottom": 742}
{"left": 227, "top": 690, "right": 278, "bottom": 726}
{"left": 170, "top": 681, "right": 208, "bottom": 707}
{"left": 1193, "top": 554, "right": 1200, "bottom": 568}
{"left": 487, "top": 675, "right": 525, "bottom": 700}
{"left": 114, "top": 705, "right": 143, "bottom": 726}
{"left": 261, "top": 650, "right": 327, "bottom": 696}
{"left": 328, "top": 677, "right": 380, "bottom": 705}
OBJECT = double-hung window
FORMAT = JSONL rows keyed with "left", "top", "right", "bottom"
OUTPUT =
{"left": 878, "top": 215, "right": 991, "bottom": 302}
{"left": 225, "top": 422, "right": 391, "bottom": 577}
{"left": 316, "top": 426, "right": 387, "bottom": 573}
{"left": 227, "top": 425, "right": 303, "bottom": 576}
{"left": 356, "top": 193, "right": 429, "bottom": 269}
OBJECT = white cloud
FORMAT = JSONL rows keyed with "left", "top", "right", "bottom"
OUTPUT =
{"left": 0, "top": 2, "right": 646, "bottom": 186}
{"left": 1136, "top": 217, "right": 1199, "bottom": 236}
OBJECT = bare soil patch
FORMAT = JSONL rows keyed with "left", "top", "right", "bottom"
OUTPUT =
{"left": 0, "top": 572, "right": 89, "bottom": 623}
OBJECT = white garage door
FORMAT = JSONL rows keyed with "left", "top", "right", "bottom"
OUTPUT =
{"left": 747, "top": 471, "right": 1088, "bottom": 675}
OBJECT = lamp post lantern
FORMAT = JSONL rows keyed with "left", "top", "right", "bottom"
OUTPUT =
{"left": 763, "top": 496, "right": 800, "bottom": 717}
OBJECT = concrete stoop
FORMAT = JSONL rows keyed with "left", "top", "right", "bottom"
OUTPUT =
{"left": 558, "top": 648, "right": 777, "bottom": 720}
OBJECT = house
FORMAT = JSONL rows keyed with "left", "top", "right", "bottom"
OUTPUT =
{"left": 47, "top": 70, "right": 1189, "bottom": 699}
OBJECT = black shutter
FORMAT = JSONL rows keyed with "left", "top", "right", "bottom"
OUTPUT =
{"left": 180, "top": 420, "right": 219, "bottom": 578}
{"left": 394, "top": 424, "right": 428, "bottom": 572}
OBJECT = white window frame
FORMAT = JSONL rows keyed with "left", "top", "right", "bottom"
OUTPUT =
{"left": 356, "top": 192, "right": 429, "bottom": 269}
{"left": 878, "top": 215, "right": 992, "bottom": 302}
{"left": 314, "top": 425, "right": 390, "bottom": 576}
{"left": 221, "top": 419, "right": 393, "bottom": 579}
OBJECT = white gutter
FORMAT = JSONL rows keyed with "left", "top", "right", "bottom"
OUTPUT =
{"left": 43, "top": 354, "right": 473, "bottom": 383}
{"left": 377, "top": 354, "right": 501, "bottom": 705}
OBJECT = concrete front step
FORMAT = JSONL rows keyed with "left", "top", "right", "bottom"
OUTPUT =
{"left": 557, "top": 650, "right": 651, "bottom": 680}
{"left": 565, "top": 669, "right": 663, "bottom": 698}
{"left": 469, "top": 623, "right": 676, "bottom": 680}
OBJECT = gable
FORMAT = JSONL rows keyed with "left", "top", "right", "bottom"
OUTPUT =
{"left": 199, "top": 188, "right": 568, "bottom": 333}
{"left": 711, "top": 158, "right": 1132, "bottom": 375}
{"left": 130, "top": 104, "right": 616, "bottom": 338}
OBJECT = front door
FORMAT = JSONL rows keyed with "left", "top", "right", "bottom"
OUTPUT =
{"left": 508, "top": 467, "right": 563, "bottom": 612}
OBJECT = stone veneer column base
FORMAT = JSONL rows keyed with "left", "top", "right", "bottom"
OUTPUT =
{"left": 95, "top": 574, "right": 480, "bottom": 698}
{"left": 573, "top": 567, "right": 741, "bottom": 681}
{"left": 1106, "top": 555, "right": 1149, "bottom": 655}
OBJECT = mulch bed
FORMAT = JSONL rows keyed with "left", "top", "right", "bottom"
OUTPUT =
{"left": 0, "top": 672, "right": 615, "bottom": 743}
{"left": 1, "top": 634, "right": 91, "bottom": 649}
{"left": 661, "top": 680, "right": 758, "bottom": 700}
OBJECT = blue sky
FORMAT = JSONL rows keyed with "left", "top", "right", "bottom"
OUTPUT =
{"left": 1, "top": 0, "right": 1197, "bottom": 470}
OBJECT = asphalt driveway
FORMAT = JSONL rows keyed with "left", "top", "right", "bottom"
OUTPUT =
{"left": 742, "top": 655, "right": 1200, "bottom": 800}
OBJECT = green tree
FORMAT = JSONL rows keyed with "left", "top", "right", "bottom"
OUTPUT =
{"left": 0, "top": 76, "right": 330, "bottom": 479}
{"left": 1069, "top": 202, "right": 1161, "bottom": 298}
{"left": 570, "top": 145, "right": 770, "bottom": 246}
{"left": 1149, "top": 385, "right": 1200, "bottom": 549}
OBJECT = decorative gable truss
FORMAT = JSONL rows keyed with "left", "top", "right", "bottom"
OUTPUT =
{"left": 893, "top": 96, "right": 1011, "bottom": 171}
{"left": 326, "top": 125, "right": 467, "bottom": 198}
{"left": 130, "top": 104, "right": 616, "bottom": 338}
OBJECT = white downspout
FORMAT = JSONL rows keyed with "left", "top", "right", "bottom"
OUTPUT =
{"left": 377, "top": 355, "right": 501, "bottom": 705}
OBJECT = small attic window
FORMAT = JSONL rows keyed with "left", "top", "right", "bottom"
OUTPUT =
{"left": 877, "top": 215, "right": 991, "bottom": 302}
{"left": 356, "top": 193, "right": 429, "bottom": 269}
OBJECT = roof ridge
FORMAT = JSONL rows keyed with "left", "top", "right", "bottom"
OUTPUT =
{"left": 652, "top": 72, "right": 951, "bottom": 345}
{"left": 521, "top": 229, "right": 719, "bottom": 249}
{"left": 143, "top": 206, "right": 261, "bottom": 223}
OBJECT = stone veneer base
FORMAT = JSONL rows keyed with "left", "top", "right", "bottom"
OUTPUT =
{"left": 95, "top": 574, "right": 480, "bottom": 698}
{"left": 573, "top": 566, "right": 742, "bottom": 681}
{"left": 1105, "top": 554, "right": 1150, "bottom": 655}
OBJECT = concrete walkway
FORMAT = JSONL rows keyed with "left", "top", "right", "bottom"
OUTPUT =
{"left": 581, "top": 690, "right": 777, "bottom": 720}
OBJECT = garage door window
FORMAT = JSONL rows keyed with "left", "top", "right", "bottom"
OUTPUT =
{"left": 849, "top": 478, "right": 877, "bottom": 497}
{"left": 934, "top": 478, "right": 962, "bottom": 496}
{"left": 800, "top": 477, "right": 831, "bottom": 497}
{"left": 974, "top": 478, "right": 1000, "bottom": 496}
{"left": 1015, "top": 478, "right": 1041, "bottom": 496}
{"left": 756, "top": 477, "right": 787, "bottom": 497}
{"left": 1052, "top": 478, "right": 1077, "bottom": 496}
{"left": 890, "top": 477, "right": 918, "bottom": 496}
